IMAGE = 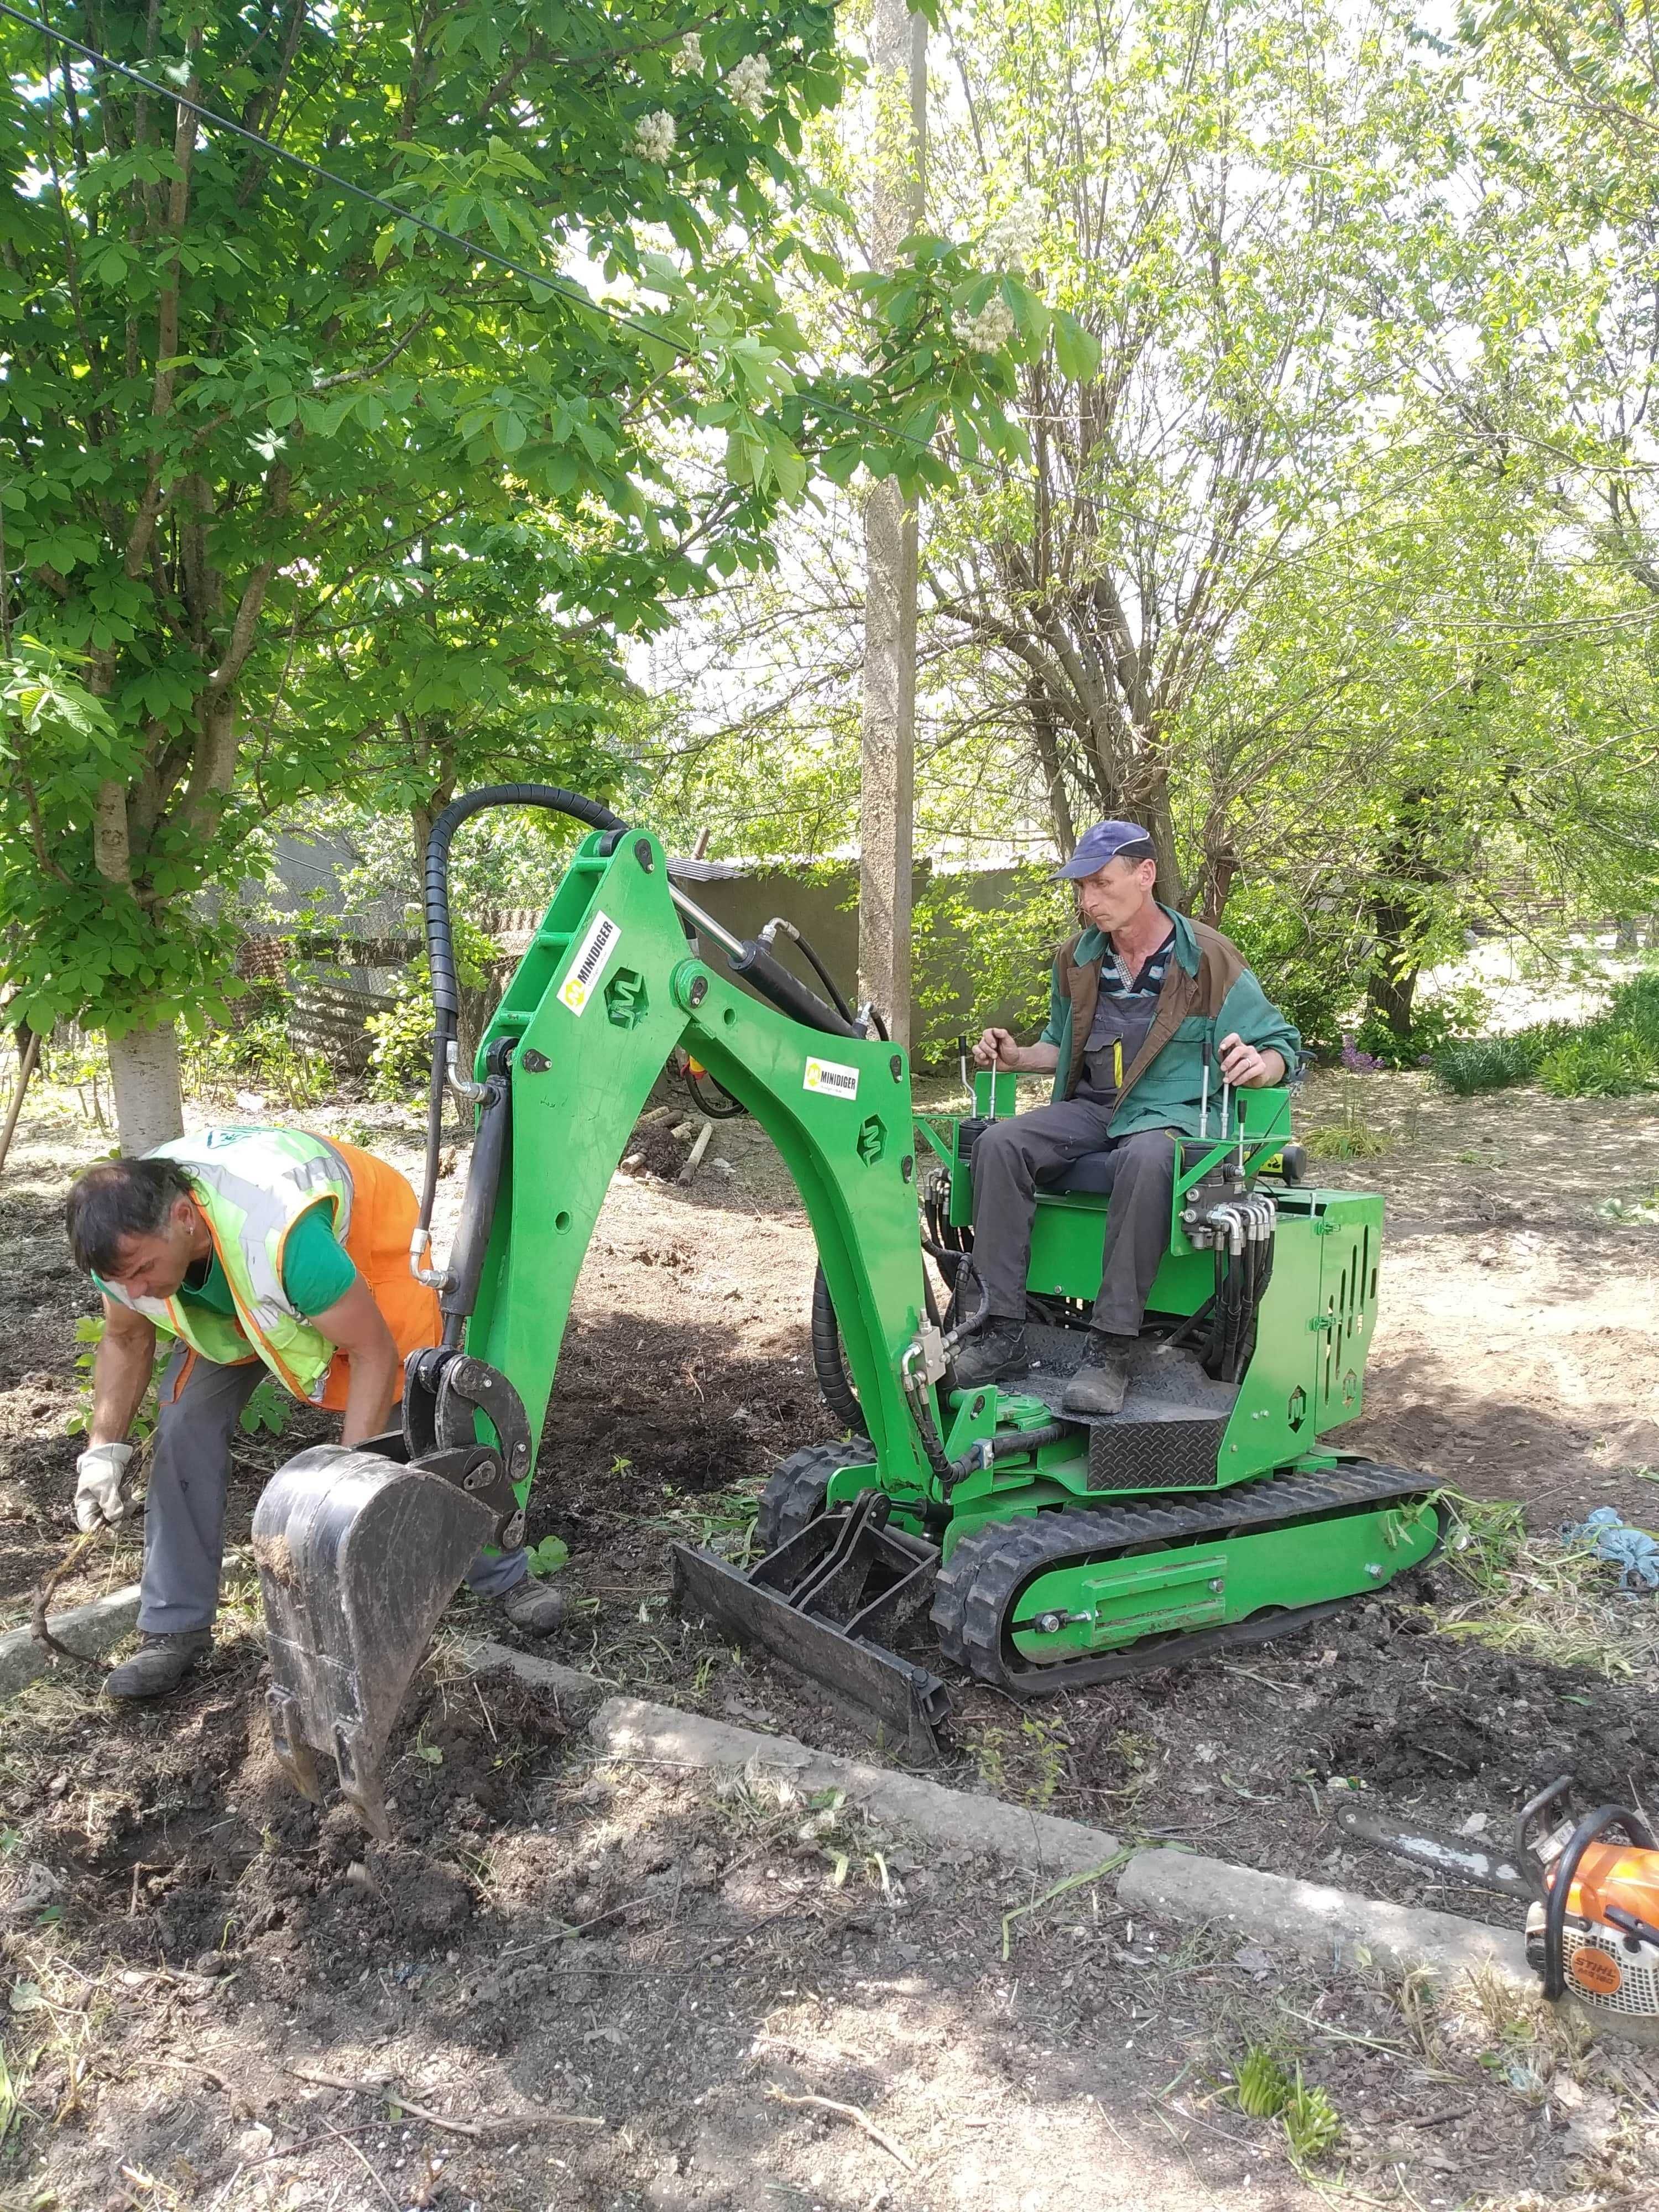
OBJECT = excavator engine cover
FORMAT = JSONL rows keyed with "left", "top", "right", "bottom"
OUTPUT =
{"left": 252, "top": 1444, "right": 496, "bottom": 1837}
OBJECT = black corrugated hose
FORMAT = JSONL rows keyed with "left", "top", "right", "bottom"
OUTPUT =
{"left": 416, "top": 785, "right": 627, "bottom": 1262}
{"left": 811, "top": 1262, "right": 868, "bottom": 1436}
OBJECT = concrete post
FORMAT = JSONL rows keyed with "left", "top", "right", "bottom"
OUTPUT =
{"left": 858, "top": 0, "right": 926, "bottom": 1047}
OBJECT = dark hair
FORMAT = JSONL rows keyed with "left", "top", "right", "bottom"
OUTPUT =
{"left": 65, "top": 1157, "right": 194, "bottom": 1277}
{"left": 1114, "top": 837, "right": 1157, "bottom": 865}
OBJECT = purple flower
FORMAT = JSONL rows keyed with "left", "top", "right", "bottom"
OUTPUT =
{"left": 1339, "top": 1032, "right": 1384, "bottom": 1073}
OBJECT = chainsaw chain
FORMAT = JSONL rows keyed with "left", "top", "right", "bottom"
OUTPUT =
{"left": 932, "top": 1458, "right": 1440, "bottom": 1694}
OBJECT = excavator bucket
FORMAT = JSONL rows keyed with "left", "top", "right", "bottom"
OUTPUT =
{"left": 251, "top": 1444, "right": 495, "bottom": 1838}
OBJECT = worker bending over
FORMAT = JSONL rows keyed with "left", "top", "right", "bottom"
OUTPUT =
{"left": 959, "top": 821, "right": 1300, "bottom": 1415}
{"left": 65, "top": 1127, "right": 565, "bottom": 1699}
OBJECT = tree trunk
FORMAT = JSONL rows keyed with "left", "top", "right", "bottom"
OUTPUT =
{"left": 1197, "top": 843, "right": 1240, "bottom": 926}
{"left": 107, "top": 1021, "right": 185, "bottom": 1154}
{"left": 1363, "top": 952, "right": 1419, "bottom": 1040}
{"left": 1364, "top": 787, "right": 1440, "bottom": 1040}
{"left": 1025, "top": 680, "right": 1076, "bottom": 857}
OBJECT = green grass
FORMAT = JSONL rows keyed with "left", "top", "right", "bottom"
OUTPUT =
{"left": 1282, "top": 2069, "right": 1342, "bottom": 2168}
{"left": 1538, "top": 1035, "right": 1656, "bottom": 1097}
{"left": 1302, "top": 1093, "right": 1390, "bottom": 1159}
{"left": 1232, "top": 2046, "right": 1291, "bottom": 2117}
{"left": 1431, "top": 1490, "right": 1659, "bottom": 1679}
{"left": 1432, "top": 970, "right": 1659, "bottom": 1098}
{"left": 1433, "top": 1031, "right": 1559, "bottom": 1095}
{"left": 1303, "top": 1118, "right": 1390, "bottom": 1160}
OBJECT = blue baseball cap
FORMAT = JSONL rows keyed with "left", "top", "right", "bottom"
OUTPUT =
{"left": 1053, "top": 819, "right": 1155, "bottom": 880}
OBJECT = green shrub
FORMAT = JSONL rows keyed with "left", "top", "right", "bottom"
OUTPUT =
{"left": 526, "top": 1534, "right": 568, "bottom": 1577}
{"left": 1220, "top": 883, "right": 1359, "bottom": 1055}
{"left": 1433, "top": 965, "right": 1659, "bottom": 1099}
{"left": 1537, "top": 1034, "right": 1656, "bottom": 1097}
{"left": 180, "top": 1008, "right": 331, "bottom": 1109}
{"left": 912, "top": 865, "right": 1071, "bottom": 1062}
{"left": 239, "top": 1378, "right": 292, "bottom": 1437}
{"left": 367, "top": 922, "right": 499, "bottom": 1102}
{"left": 1606, "top": 970, "right": 1659, "bottom": 1048}
{"left": 67, "top": 1314, "right": 169, "bottom": 1438}
{"left": 1353, "top": 985, "right": 1488, "bottom": 1069}
{"left": 1431, "top": 1023, "right": 1575, "bottom": 1095}
{"left": 366, "top": 990, "right": 435, "bottom": 1100}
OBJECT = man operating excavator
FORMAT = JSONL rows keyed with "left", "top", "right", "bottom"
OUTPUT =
{"left": 956, "top": 820, "right": 1301, "bottom": 1415}
{"left": 63, "top": 1127, "right": 566, "bottom": 1699}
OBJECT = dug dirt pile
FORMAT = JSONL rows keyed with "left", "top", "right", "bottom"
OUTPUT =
{"left": 5, "top": 1639, "right": 1656, "bottom": 2212}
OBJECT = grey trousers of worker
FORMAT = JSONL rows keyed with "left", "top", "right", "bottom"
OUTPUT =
{"left": 969, "top": 1101, "right": 1179, "bottom": 1336}
{"left": 137, "top": 1344, "right": 530, "bottom": 1635}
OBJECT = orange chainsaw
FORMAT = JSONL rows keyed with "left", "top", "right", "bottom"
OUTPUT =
{"left": 1339, "top": 1776, "right": 1659, "bottom": 2041}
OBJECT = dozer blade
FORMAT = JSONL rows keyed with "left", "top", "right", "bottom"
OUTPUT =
{"left": 251, "top": 1444, "right": 495, "bottom": 1838}
{"left": 671, "top": 1495, "right": 951, "bottom": 1761}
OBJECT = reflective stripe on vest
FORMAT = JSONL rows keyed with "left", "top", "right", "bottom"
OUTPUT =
{"left": 104, "top": 1128, "right": 355, "bottom": 1402}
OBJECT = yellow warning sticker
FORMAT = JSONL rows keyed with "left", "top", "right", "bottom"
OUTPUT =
{"left": 557, "top": 910, "right": 620, "bottom": 1016}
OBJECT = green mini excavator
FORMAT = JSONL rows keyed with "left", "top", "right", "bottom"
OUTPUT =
{"left": 252, "top": 786, "right": 1442, "bottom": 1835}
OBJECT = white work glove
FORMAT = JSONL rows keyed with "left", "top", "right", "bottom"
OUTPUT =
{"left": 74, "top": 1441, "right": 134, "bottom": 1531}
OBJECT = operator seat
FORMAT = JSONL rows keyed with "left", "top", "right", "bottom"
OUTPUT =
{"left": 1036, "top": 1151, "right": 1118, "bottom": 1196}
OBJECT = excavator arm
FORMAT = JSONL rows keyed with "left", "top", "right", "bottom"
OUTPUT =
{"left": 253, "top": 795, "right": 942, "bottom": 1834}
{"left": 454, "top": 826, "right": 935, "bottom": 1493}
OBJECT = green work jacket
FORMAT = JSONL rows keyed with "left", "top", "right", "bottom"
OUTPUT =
{"left": 1037, "top": 906, "right": 1301, "bottom": 1138}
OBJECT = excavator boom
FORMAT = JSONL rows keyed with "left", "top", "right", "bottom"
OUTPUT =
{"left": 253, "top": 795, "right": 939, "bottom": 1825}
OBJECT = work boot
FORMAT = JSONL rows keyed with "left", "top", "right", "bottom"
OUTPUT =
{"left": 950, "top": 1319, "right": 1030, "bottom": 1388}
{"left": 1062, "top": 1332, "right": 1138, "bottom": 1417}
{"left": 103, "top": 1630, "right": 212, "bottom": 1701}
{"left": 495, "top": 1574, "right": 567, "bottom": 1637}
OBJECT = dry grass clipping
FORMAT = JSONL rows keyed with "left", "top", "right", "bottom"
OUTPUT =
{"left": 1431, "top": 1493, "right": 1659, "bottom": 1680}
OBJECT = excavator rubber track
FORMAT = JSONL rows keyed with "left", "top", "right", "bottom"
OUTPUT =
{"left": 932, "top": 1457, "right": 1445, "bottom": 1694}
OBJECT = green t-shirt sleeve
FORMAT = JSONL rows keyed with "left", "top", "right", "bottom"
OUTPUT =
{"left": 279, "top": 1202, "right": 359, "bottom": 1318}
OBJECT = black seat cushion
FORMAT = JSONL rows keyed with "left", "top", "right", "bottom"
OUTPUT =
{"left": 1037, "top": 1150, "right": 1115, "bottom": 1197}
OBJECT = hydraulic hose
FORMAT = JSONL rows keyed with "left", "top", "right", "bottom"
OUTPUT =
{"left": 811, "top": 1264, "right": 868, "bottom": 1437}
{"left": 424, "top": 783, "right": 625, "bottom": 1026}
{"left": 757, "top": 914, "right": 891, "bottom": 1039}
{"left": 439, "top": 1039, "right": 513, "bottom": 1347}
{"left": 682, "top": 1060, "right": 747, "bottom": 1119}
{"left": 759, "top": 917, "right": 857, "bottom": 1027}
{"left": 1220, "top": 1232, "right": 1252, "bottom": 1384}
{"left": 921, "top": 1237, "right": 966, "bottom": 1284}
{"left": 414, "top": 785, "right": 628, "bottom": 1284}
{"left": 941, "top": 1264, "right": 990, "bottom": 1355}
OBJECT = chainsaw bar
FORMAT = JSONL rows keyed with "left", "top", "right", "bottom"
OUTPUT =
{"left": 933, "top": 1457, "right": 1444, "bottom": 1696}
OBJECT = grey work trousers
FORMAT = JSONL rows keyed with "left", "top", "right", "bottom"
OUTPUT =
{"left": 137, "top": 1344, "right": 529, "bottom": 1635}
{"left": 969, "top": 1101, "right": 1178, "bottom": 1335}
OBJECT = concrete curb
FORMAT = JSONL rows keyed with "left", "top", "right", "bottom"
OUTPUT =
{"left": 475, "top": 1672, "right": 1535, "bottom": 1994}
{"left": 588, "top": 1694, "right": 1121, "bottom": 1876}
{"left": 0, "top": 1584, "right": 141, "bottom": 1701}
{"left": 1119, "top": 1846, "right": 1532, "bottom": 1990}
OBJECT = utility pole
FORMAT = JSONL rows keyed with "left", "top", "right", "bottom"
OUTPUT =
{"left": 858, "top": 0, "right": 926, "bottom": 1046}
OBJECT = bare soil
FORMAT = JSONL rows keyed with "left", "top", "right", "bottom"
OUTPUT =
{"left": 3, "top": 1070, "right": 1658, "bottom": 2210}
